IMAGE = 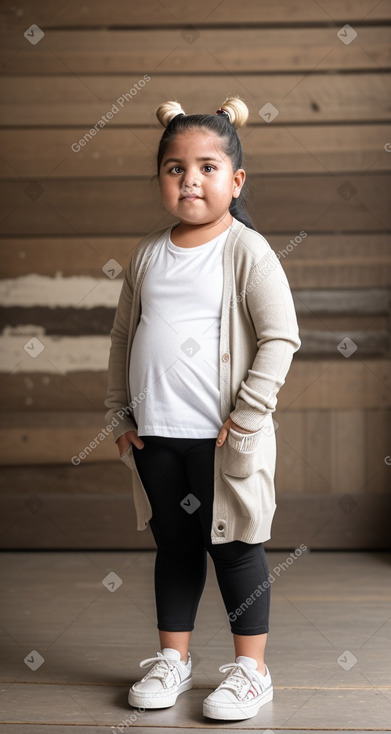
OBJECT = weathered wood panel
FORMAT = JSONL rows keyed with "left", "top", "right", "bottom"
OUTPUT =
{"left": 331, "top": 410, "right": 367, "bottom": 495}
{"left": 281, "top": 359, "right": 391, "bottom": 411}
{"left": 293, "top": 288, "right": 390, "bottom": 315}
{"left": 298, "top": 330, "right": 389, "bottom": 355}
{"left": 1, "top": 27, "right": 391, "bottom": 74}
{"left": 1, "top": 74, "right": 390, "bottom": 126}
{"left": 274, "top": 408, "right": 391, "bottom": 496}
{"left": 2, "top": 0, "right": 391, "bottom": 27}
{"left": 0, "top": 411, "right": 118, "bottom": 465}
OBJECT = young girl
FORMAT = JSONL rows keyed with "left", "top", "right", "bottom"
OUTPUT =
{"left": 104, "top": 96, "right": 301, "bottom": 721}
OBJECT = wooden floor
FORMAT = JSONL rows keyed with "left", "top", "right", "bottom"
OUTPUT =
{"left": 0, "top": 550, "right": 390, "bottom": 733}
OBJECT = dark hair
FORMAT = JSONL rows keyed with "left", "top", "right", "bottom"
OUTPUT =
{"left": 154, "top": 101, "right": 257, "bottom": 232}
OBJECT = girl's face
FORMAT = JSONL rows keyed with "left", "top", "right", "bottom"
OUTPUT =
{"left": 158, "top": 129, "right": 245, "bottom": 227}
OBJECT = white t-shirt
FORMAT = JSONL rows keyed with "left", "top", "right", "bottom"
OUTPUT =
{"left": 129, "top": 224, "right": 232, "bottom": 437}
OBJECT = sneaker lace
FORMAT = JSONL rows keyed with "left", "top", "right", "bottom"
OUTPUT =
{"left": 217, "top": 662, "right": 259, "bottom": 694}
{"left": 139, "top": 652, "right": 185, "bottom": 681}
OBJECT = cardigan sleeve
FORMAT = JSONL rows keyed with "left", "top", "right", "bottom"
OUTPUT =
{"left": 104, "top": 255, "right": 138, "bottom": 443}
{"left": 229, "top": 251, "right": 301, "bottom": 432}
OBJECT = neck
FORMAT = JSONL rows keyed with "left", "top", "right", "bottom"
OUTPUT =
{"left": 171, "top": 214, "right": 233, "bottom": 247}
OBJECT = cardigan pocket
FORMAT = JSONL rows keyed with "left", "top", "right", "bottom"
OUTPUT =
{"left": 222, "top": 426, "right": 264, "bottom": 478}
{"left": 119, "top": 443, "right": 133, "bottom": 470}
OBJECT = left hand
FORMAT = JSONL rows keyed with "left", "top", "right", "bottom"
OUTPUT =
{"left": 216, "top": 418, "right": 257, "bottom": 447}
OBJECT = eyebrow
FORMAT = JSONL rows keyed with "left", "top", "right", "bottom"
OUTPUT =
{"left": 162, "top": 157, "right": 220, "bottom": 166}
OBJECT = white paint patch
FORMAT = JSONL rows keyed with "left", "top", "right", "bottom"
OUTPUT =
{"left": 3, "top": 324, "right": 46, "bottom": 335}
{"left": 0, "top": 334, "right": 111, "bottom": 373}
{"left": 0, "top": 274, "right": 123, "bottom": 308}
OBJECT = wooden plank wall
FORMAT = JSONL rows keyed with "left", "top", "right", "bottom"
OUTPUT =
{"left": 0, "top": 0, "right": 390, "bottom": 549}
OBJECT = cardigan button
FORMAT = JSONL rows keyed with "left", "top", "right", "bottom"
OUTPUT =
{"left": 216, "top": 520, "right": 226, "bottom": 533}
{"left": 222, "top": 352, "right": 229, "bottom": 363}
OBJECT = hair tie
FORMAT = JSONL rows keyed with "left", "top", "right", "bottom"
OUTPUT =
{"left": 216, "top": 108, "right": 231, "bottom": 121}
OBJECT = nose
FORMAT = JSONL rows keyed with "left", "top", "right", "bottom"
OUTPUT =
{"left": 180, "top": 175, "right": 201, "bottom": 195}
{"left": 184, "top": 179, "right": 200, "bottom": 187}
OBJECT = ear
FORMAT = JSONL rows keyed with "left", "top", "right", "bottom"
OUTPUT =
{"left": 232, "top": 168, "right": 246, "bottom": 198}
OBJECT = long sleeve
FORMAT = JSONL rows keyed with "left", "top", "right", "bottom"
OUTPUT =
{"left": 104, "top": 256, "right": 138, "bottom": 443}
{"left": 230, "top": 251, "right": 301, "bottom": 432}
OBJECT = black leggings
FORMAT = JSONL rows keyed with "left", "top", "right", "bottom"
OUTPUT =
{"left": 132, "top": 436, "right": 270, "bottom": 636}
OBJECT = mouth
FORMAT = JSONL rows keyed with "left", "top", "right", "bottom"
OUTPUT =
{"left": 180, "top": 195, "right": 201, "bottom": 201}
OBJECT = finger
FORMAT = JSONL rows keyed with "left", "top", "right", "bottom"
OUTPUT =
{"left": 216, "top": 430, "right": 226, "bottom": 447}
{"left": 132, "top": 437, "right": 145, "bottom": 450}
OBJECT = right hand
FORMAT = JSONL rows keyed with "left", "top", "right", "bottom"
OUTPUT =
{"left": 116, "top": 430, "right": 145, "bottom": 457}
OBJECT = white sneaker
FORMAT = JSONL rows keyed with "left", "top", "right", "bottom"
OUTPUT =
{"left": 203, "top": 655, "right": 273, "bottom": 720}
{"left": 128, "top": 647, "right": 192, "bottom": 709}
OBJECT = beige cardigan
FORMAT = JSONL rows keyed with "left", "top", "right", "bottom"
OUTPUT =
{"left": 104, "top": 217, "right": 301, "bottom": 544}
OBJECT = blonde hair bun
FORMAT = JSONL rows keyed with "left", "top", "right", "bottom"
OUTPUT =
{"left": 155, "top": 100, "right": 186, "bottom": 128}
{"left": 219, "top": 96, "right": 249, "bottom": 128}
{"left": 155, "top": 96, "right": 249, "bottom": 129}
